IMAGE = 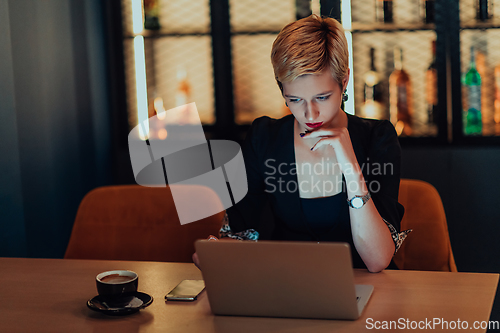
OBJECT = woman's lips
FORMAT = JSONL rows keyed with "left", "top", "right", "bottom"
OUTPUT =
{"left": 305, "top": 122, "right": 323, "bottom": 128}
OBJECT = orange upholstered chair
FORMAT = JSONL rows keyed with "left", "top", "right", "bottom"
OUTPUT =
{"left": 64, "top": 185, "right": 225, "bottom": 262}
{"left": 393, "top": 179, "right": 457, "bottom": 272}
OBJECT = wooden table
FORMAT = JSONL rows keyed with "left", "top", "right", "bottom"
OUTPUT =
{"left": 0, "top": 258, "right": 497, "bottom": 332}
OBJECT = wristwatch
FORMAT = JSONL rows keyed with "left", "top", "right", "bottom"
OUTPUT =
{"left": 347, "top": 192, "right": 371, "bottom": 209}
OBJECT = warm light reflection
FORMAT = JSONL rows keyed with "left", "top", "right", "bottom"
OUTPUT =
{"left": 157, "top": 128, "right": 168, "bottom": 140}
{"left": 131, "top": 0, "right": 144, "bottom": 34}
{"left": 134, "top": 35, "right": 149, "bottom": 136}
{"left": 362, "top": 100, "right": 383, "bottom": 119}
{"left": 395, "top": 121, "right": 405, "bottom": 136}
{"left": 154, "top": 97, "right": 167, "bottom": 120}
{"left": 138, "top": 123, "right": 149, "bottom": 141}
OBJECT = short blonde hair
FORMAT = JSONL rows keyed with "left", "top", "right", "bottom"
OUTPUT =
{"left": 271, "top": 15, "right": 349, "bottom": 91}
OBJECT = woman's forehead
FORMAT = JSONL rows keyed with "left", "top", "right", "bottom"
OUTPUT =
{"left": 282, "top": 71, "right": 339, "bottom": 95}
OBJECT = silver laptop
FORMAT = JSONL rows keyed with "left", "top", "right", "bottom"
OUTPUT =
{"left": 195, "top": 240, "right": 373, "bottom": 320}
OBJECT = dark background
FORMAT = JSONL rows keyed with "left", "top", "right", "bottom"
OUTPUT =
{"left": 1, "top": 0, "right": 499, "bottom": 323}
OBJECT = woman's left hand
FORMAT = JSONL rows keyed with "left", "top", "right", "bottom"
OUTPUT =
{"left": 302, "top": 127, "right": 360, "bottom": 176}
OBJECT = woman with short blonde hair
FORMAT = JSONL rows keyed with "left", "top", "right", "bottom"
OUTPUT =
{"left": 194, "top": 15, "right": 410, "bottom": 273}
{"left": 271, "top": 15, "right": 349, "bottom": 91}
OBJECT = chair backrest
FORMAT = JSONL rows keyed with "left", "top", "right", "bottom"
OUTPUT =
{"left": 393, "top": 179, "right": 457, "bottom": 272}
{"left": 64, "top": 185, "right": 225, "bottom": 262}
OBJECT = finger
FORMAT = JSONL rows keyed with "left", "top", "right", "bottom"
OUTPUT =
{"left": 301, "top": 129, "right": 341, "bottom": 139}
{"left": 310, "top": 138, "right": 336, "bottom": 151}
{"left": 192, "top": 252, "right": 201, "bottom": 269}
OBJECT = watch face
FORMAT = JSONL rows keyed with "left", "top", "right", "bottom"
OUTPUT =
{"left": 351, "top": 197, "right": 364, "bottom": 209}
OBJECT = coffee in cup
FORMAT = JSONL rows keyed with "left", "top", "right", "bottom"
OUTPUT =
{"left": 96, "top": 270, "right": 138, "bottom": 299}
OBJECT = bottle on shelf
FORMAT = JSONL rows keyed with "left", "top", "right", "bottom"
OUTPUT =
{"left": 463, "top": 46, "right": 482, "bottom": 135}
{"left": 375, "top": 0, "right": 393, "bottom": 23}
{"left": 389, "top": 47, "right": 413, "bottom": 136}
{"left": 422, "top": 0, "right": 435, "bottom": 24}
{"left": 154, "top": 96, "right": 166, "bottom": 119}
{"left": 173, "top": 67, "right": 198, "bottom": 125}
{"left": 361, "top": 47, "right": 384, "bottom": 119}
{"left": 476, "top": 0, "right": 493, "bottom": 22}
{"left": 152, "top": 96, "right": 168, "bottom": 140}
{"left": 144, "top": 0, "right": 161, "bottom": 30}
{"left": 474, "top": 46, "right": 490, "bottom": 130}
{"left": 426, "top": 40, "right": 437, "bottom": 125}
{"left": 175, "top": 67, "right": 191, "bottom": 108}
{"left": 494, "top": 65, "right": 500, "bottom": 124}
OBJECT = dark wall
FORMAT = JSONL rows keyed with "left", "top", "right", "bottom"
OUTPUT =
{"left": 0, "top": 0, "right": 112, "bottom": 258}
{"left": 0, "top": 0, "right": 27, "bottom": 257}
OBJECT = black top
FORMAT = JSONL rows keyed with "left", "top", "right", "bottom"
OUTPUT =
{"left": 301, "top": 194, "right": 349, "bottom": 236}
{"left": 300, "top": 191, "right": 389, "bottom": 269}
{"left": 226, "top": 113, "right": 405, "bottom": 269}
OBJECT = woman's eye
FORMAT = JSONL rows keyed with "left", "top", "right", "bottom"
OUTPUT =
{"left": 317, "top": 95, "right": 330, "bottom": 101}
{"left": 289, "top": 99, "right": 301, "bottom": 103}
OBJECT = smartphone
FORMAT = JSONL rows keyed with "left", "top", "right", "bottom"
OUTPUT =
{"left": 165, "top": 279, "right": 205, "bottom": 301}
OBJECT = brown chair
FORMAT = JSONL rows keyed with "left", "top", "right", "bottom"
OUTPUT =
{"left": 393, "top": 179, "right": 457, "bottom": 272}
{"left": 64, "top": 185, "right": 225, "bottom": 262}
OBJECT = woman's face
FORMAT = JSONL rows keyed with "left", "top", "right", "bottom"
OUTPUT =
{"left": 282, "top": 69, "right": 348, "bottom": 132}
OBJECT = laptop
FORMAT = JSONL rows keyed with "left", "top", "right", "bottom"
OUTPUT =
{"left": 195, "top": 240, "right": 373, "bottom": 320}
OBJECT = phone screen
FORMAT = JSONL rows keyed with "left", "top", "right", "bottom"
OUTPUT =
{"left": 165, "top": 279, "right": 205, "bottom": 301}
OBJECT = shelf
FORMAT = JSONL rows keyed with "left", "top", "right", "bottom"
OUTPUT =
{"left": 461, "top": 20, "right": 500, "bottom": 30}
{"left": 350, "top": 22, "right": 436, "bottom": 33}
{"left": 124, "top": 29, "right": 284, "bottom": 38}
{"left": 463, "top": 122, "right": 500, "bottom": 137}
{"left": 116, "top": 0, "right": 500, "bottom": 144}
{"left": 124, "top": 29, "right": 211, "bottom": 38}
{"left": 405, "top": 123, "right": 439, "bottom": 138}
{"left": 230, "top": 30, "right": 282, "bottom": 36}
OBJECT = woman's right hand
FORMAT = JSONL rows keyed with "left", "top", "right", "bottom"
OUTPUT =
{"left": 192, "top": 251, "right": 202, "bottom": 269}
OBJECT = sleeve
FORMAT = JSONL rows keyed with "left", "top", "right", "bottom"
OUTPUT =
{"left": 219, "top": 213, "right": 259, "bottom": 240}
{"left": 366, "top": 120, "right": 411, "bottom": 253}
{"left": 224, "top": 117, "right": 272, "bottom": 236}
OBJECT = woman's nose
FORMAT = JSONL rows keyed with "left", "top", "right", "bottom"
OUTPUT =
{"left": 305, "top": 101, "right": 319, "bottom": 121}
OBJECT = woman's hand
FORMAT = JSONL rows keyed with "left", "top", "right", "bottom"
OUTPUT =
{"left": 302, "top": 127, "right": 360, "bottom": 176}
{"left": 301, "top": 127, "right": 394, "bottom": 272}
{"left": 192, "top": 252, "right": 202, "bottom": 269}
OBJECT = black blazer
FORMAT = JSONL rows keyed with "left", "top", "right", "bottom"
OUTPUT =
{"left": 226, "top": 113, "right": 405, "bottom": 267}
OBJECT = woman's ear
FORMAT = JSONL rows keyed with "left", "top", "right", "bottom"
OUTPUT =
{"left": 342, "top": 69, "right": 350, "bottom": 92}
